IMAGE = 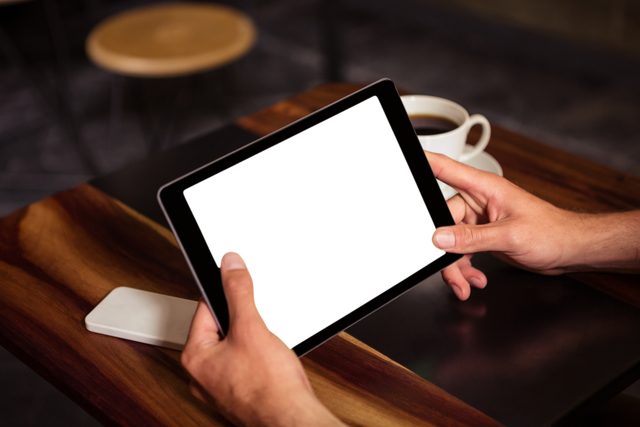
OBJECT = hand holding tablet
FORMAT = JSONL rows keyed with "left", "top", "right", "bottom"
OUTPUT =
{"left": 158, "top": 79, "right": 461, "bottom": 356}
{"left": 181, "top": 252, "right": 345, "bottom": 427}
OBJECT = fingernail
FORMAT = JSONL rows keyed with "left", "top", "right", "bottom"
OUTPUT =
{"left": 469, "top": 277, "right": 482, "bottom": 288}
{"left": 434, "top": 229, "right": 455, "bottom": 249}
{"left": 434, "top": 228, "right": 456, "bottom": 249}
{"left": 451, "top": 284, "right": 462, "bottom": 297}
{"left": 222, "top": 252, "right": 246, "bottom": 271}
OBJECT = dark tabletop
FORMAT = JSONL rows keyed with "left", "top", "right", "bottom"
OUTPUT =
{"left": 2, "top": 83, "right": 639, "bottom": 427}
{"left": 93, "top": 83, "right": 640, "bottom": 427}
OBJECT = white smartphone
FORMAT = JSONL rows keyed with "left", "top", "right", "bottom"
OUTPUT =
{"left": 85, "top": 287, "right": 198, "bottom": 350}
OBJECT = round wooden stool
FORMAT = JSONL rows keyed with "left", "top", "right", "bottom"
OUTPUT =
{"left": 86, "top": 2, "right": 257, "bottom": 78}
{"left": 85, "top": 2, "right": 256, "bottom": 158}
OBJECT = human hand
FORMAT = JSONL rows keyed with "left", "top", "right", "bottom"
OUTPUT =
{"left": 181, "top": 252, "right": 344, "bottom": 427}
{"left": 427, "top": 152, "right": 583, "bottom": 300}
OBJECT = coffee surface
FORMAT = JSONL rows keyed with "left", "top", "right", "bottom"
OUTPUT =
{"left": 409, "top": 114, "right": 458, "bottom": 136}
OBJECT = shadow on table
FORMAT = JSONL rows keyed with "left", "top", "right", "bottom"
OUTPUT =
{"left": 347, "top": 253, "right": 640, "bottom": 427}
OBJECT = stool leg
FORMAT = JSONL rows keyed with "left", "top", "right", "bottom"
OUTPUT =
{"left": 319, "top": 0, "right": 343, "bottom": 82}
{"left": 42, "top": 0, "right": 99, "bottom": 175}
{"left": 200, "top": 67, "right": 235, "bottom": 119}
{"left": 130, "top": 76, "right": 194, "bottom": 155}
{"left": 107, "top": 74, "right": 124, "bottom": 172}
{"left": 0, "top": 26, "right": 36, "bottom": 99}
{"left": 158, "top": 76, "right": 192, "bottom": 150}
{"left": 1, "top": 21, "right": 98, "bottom": 174}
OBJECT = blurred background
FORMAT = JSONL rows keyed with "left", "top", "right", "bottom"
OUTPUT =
{"left": 1, "top": 0, "right": 640, "bottom": 424}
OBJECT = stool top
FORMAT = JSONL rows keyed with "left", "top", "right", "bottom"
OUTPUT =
{"left": 86, "top": 2, "right": 257, "bottom": 78}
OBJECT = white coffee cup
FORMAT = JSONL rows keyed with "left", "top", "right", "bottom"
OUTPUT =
{"left": 401, "top": 95, "right": 490, "bottom": 163}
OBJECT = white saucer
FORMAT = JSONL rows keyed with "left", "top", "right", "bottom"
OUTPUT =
{"left": 438, "top": 145, "right": 503, "bottom": 200}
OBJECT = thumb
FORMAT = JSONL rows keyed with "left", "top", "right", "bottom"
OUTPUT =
{"left": 432, "top": 223, "right": 510, "bottom": 254}
{"left": 220, "top": 252, "right": 262, "bottom": 327}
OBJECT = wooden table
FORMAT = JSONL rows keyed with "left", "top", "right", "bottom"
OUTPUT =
{"left": 1, "top": 83, "right": 639, "bottom": 427}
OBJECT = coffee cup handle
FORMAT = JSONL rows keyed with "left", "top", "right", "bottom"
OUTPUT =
{"left": 459, "top": 114, "right": 491, "bottom": 163}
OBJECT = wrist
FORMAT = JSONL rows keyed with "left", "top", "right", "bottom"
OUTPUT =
{"left": 565, "top": 211, "right": 640, "bottom": 273}
{"left": 241, "top": 386, "right": 344, "bottom": 427}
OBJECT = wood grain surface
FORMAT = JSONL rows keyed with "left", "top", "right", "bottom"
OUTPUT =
{"left": 238, "top": 82, "right": 640, "bottom": 305}
{"left": 2, "top": 82, "right": 640, "bottom": 427}
{"left": 0, "top": 128, "right": 502, "bottom": 425}
{"left": 0, "top": 184, "right": 501, "bottom": 427}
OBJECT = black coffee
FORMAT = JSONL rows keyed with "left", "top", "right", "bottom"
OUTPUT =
{"left": 409, "top": 114, "right": 458, "bottom": 136}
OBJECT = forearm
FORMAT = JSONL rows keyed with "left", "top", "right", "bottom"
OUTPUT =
{"left": 568, "top": 210, "right": 640, "bottom": 273}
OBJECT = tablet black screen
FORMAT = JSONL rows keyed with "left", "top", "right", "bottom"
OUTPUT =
{"left": 159, "top": 80, "right": 460, "bottom": 355}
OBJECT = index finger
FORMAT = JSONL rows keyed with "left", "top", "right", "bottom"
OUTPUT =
{"left": 425, "top": 151, "right": 497, "bottom": 200}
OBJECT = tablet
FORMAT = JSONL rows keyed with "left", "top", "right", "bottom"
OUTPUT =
{"left": 158, "top": 79, "right": 461, "bottom": 356}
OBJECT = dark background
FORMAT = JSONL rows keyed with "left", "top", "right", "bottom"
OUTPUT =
{"left": 1, "top": 0, "right": 640, "bottom": 424}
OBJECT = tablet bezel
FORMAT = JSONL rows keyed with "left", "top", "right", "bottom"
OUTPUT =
{"left": 158, "top": 79, "right": 461, "bottom": 356}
